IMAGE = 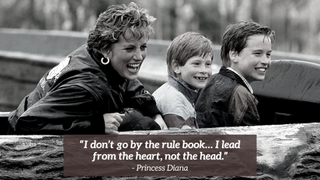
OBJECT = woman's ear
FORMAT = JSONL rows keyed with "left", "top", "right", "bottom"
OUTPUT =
{"left": 172, "top": 60, "right": 181, "bottom": 74}
{"left": 101, "top": 48, "right": 110, "bottom": 58}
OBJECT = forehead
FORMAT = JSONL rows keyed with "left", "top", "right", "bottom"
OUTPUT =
{"left": 186, "top": 55, "right": 212, "bottom": 62}
{"left": 122, "top": 27, "right": 149, "bottom": 40}
{"left": 115, "top": 31, "right": 148, "bottom": 45}
{"left": 246, "top": 34, "right": 272, "bottom": 48}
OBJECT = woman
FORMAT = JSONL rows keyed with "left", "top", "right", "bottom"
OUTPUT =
{"left": 7, "top": 2, "right": 167, "bottom": 134}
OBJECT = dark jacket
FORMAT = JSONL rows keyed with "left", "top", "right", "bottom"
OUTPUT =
{"left": 8, "top": 44, "right": 160, "bottom": 134}
{"left": 195, "top": 66, "right": 260, "bottom": 128}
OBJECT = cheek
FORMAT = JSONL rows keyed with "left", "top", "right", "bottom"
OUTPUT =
{"left": 206, "top": 67, "right": 212, "bottom": 74}
{"left": 114, "top": 55, "right": 129, "bottom": 66}
{"left": 179, "top": 70, "right": 191, "bottom": 80}
{"left": 111, "top": 58, "right": 126, "bottom": 72}
{"left": 182, "top": 68, "right": 194, "bottom": 77}
{"left": 142, "top": 51, "right": 147, "bottom": 58}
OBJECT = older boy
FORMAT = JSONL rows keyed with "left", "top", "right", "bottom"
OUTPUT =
{"left": 153, "top": 32, "right": 214, "bottom": 129}
{"left": 195, "top": 20, "right": 275, "bottom": 127}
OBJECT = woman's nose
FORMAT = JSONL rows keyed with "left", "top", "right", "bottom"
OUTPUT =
{"left": 133, "top": 50, "right": 144, "bottom": 61}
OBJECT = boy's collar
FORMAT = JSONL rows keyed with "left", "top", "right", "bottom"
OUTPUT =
{"left": 226, "top": 67, "right": 254, "bottom": 94}
{"left": 168, "top": 76, "right": 199, "bottom": 104}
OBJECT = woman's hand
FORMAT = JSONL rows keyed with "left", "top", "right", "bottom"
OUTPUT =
{"left": 153, "top": 114, "right": 168, "bottom": 130}
{"left": 103, "top": 113, "right": 125, "bottom": 134}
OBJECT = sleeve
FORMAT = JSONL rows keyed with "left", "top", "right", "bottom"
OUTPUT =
{"left": 124, "top": 79, "right": 161, "bottom": 118}
{"left": 228, "top": 85, "right": 260, "bottom": 126}
{"left": 163, "top": 114, "right": 196, "bottom": 129}
{"left": 15, "top": 84, "right": 105, "bottom": 134}
{"left": 118, "top": 109, "right": 160, "bottom": 131}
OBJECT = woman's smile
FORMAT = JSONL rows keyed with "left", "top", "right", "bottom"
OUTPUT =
{"left": 127, "top": 63, "right": 141, "bottom": 73}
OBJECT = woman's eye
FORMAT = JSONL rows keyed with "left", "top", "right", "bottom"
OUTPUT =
{"left": 125, "top": 48, "right": 134, "bottom": 52}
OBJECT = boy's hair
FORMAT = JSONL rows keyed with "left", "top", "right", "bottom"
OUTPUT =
{"left": 87, "top": 2, "right": 156, "bottom": 52}
{"left": 166, "top": 32, "right": 215, "bottom": 77}
{"left": 220, "top": 20, "right": 275, "bottom": 67}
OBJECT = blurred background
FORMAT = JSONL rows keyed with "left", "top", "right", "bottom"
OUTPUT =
{"left": 1, "top": 0, "right": 320, "bottom": 56}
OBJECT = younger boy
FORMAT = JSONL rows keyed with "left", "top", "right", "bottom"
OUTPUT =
{"left": 195, "top": 20, "right": 275, "bottom": 127}
{"left": 153, "top": 32, "right": 214, "bottom": 129}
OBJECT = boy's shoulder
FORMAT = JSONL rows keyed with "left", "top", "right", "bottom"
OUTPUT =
{"left": 153, "top": 82, "right": 195, "bottom": 118}
{"left": 205, "top": 69, "right": 236, "bottom": 89}
{"left": 212, "top": 67, "right": 248, "bottom": 86}
{"left": 153, "top": 82, "right": 186, "bottom": 101}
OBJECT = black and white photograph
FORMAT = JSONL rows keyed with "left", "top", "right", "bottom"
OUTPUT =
{"left": 1, "top": 0, "right": 320, "bottom": 179}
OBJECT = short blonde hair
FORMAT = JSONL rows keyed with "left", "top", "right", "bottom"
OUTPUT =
{"left": 87, "top": 2, "right": 156, "bottom": 51}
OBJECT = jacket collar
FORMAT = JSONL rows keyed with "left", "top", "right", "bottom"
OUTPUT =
{"left": 168, "top": 76, "right": 198, "bottom": 104}
{"left": 220, "top": 66, "right": 253, "bottom": 94}
{"left": 226, "top": 67, "right": 253, "bottom": 94}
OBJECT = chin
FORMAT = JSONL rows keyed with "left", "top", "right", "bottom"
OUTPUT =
{"left": 191, "top": 84, "right": 205, "bottom": 90}
{"left": 197, "top": 82, "right": 208, "bottom": 89}
{"left": 254, "top": 77, "right": 265, "bottom": 82}
{"left": 125, "top": 75, "right": 139, "bottom": 80}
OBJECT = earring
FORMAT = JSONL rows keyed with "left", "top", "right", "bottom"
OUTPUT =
{"left": 101, "top": 57, "right": 110, "bottom": 65}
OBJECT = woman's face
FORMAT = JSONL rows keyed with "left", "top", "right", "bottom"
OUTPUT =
{"left": 103, "top": 31, "right": 148, "bottom": 80}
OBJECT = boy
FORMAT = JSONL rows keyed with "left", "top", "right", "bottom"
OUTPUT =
{"left": 195, "top": 20, "right": 275, "bottom": 127}
{"left": 153, "top": 32, "right": 214, "bottom": 129}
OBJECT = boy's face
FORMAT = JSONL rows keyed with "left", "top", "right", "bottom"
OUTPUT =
{"left": 176, "top": 55, "right": 212, "bottom": 89}
{"left": 230, "top": 34, "right": 272, "bottom": 83}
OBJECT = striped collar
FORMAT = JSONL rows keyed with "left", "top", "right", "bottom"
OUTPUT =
{"left": 168, "top": 76, "right": 199, "bottom": 104}
{"left": 227, "top": 67, "right": 253, "bottom": 94}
